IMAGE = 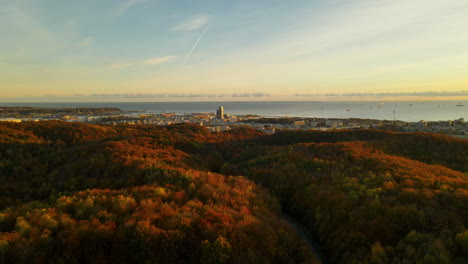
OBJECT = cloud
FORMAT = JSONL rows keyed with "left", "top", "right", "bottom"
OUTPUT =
{"left": 144, "top": 56, "right": 177, "bottom": 65}
{"left": 114, "top": 0, "right": 147, "bottom": 16}
{"left": 64, "top": 19, "right": 77, "bottom": 28}
{"left": 69, "top": 92, "right": 272, "bottom": 99}
{"left": 232, "top": 92, "right": 271, "bottom": 98}
{"left": 296, "top": 91, "right": 468, "bottom": 97}
{"left": 184, "top": 25, "right": 209, "bottom": 65}
{"left": 171, "top": 16, "right": 209, "bottom": 31}
{"left": 1, "top": 6, "right": 53, "bottom": 42}
{"left": 111, "top": 56, "right": 176, "bottom": 69}
{"left": 110, "top": 63, "right": 134, "bottom": 69}
{"left": 15, "top": 49, "right": 25, "bottom": 56}
{"left": 78, "top": 37, "right": 93, "bottom": 47}
{"left": 91, "top": 93, "right": 225, "bottom": 98}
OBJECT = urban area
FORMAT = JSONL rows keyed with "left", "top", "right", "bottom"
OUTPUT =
{"left": 0, "top": 105, "right": 466, "bottom": 138}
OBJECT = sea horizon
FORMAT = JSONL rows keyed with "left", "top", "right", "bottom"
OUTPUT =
{"left": 1, "top": 100, "right": 466, "bottom": 122}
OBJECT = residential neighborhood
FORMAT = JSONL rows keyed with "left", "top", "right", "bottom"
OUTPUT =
{"left": 1, "top": 106, "right": 466, "bottom": 137}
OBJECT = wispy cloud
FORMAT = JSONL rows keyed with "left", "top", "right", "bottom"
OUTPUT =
{"left": 91, "top": 93, "right": 225, "bottom": 98}
{"left": 111, "top": 56, "right": 176, "bottom": 69}
{"left": 144, "top": 56, "right": 177, "bottom": 65}
{"left": 171, "top": 16, "right": 209, "bottom": 31}
{"left": 15, "top": 49, "right": 25, "bottom": 56}
{"left": 64, "top": 19, "right": 77, "bottom": 28}
{"left": 81, "top": 92, "right": 270, "bottom": 98}
{"left": 232, "top": 92, "right": 271, "bottom": 98}
{"left": 1, "top": 6, "right": 53, "bottom": 42}
{"left": 78, "top": 37, "right": 93, "bottom": 47}
{"left": 184, "top": 25, "right": 209, "bottom": 64}
{"left": 296, "top": 91, "right": 468, "bottom": 97}
{"left": 114, "top": 0, "right": 147, "bottom": 16}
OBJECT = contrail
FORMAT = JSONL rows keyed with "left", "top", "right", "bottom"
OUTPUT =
{"left": 184, "top": 25, "right": 209, "bottom": 65}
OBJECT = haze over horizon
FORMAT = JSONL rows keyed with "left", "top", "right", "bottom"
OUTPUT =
{"left": 1, "top": 0, "right": 468, "bottom": 102}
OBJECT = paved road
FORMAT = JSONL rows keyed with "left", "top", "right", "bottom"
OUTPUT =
{"left": 282, "top": 214, "right": 327, "bottom": 264}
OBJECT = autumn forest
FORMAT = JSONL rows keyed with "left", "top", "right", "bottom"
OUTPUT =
{"left": 0, "top": 121, "right": 467, "bottom": 263}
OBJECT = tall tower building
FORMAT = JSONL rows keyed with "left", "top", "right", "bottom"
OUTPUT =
{"left": 216, "top": 106, "right": 224, "bottom": 119}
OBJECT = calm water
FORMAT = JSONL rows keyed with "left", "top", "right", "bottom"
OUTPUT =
{"left": 0, "top": 101, "right": 466, "bottom": 122}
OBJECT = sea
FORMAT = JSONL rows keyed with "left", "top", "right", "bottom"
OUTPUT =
{"left": 0, "top": 101, "right": 466, "bottom": 122}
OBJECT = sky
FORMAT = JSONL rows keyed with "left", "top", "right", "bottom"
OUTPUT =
{"left": 1, "top": 0, "right": 468, "bottom": 102}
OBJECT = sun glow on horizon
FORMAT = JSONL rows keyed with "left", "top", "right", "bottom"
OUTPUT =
{"left": 1, "top": 0, "right": 468, "bottom": 102}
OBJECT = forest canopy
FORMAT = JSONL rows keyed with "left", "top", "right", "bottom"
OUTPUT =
{"left": 0, "top": 121, "right": 467, "bottom": 263}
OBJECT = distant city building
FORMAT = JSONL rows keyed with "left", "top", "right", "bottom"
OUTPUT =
{"left": 0, "top": 118, "right": 22, "bottom": 123}
{"left": 325, "top": 120, "right": 343, "bottom": 127}
{"left": 454, "top": 118, "right": 464, "bottom": 124}
{"left": 228, "top": 116, "right": 238, "bottom": 122}
{"left": 208, "top": 125, "right": 231, "bottom": 133}
{"left": 264, "top": 127, "right": 276, "bottom": 134}
{"left": 293, "top": 120, "right": 306, "bottom": 127}
{"left": 216, "top": 106, "right": 224, "bottom": 119}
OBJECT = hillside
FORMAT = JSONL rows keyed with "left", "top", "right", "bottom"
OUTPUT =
{"left": 0, "top": 121, "right": 467, "bottom": 263}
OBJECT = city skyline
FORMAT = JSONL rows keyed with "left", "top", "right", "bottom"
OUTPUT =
{"left": 1, "top": 0, "right": 468, "bottom": 102}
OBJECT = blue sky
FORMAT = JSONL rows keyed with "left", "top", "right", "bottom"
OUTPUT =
{"left": 1, "top": 0, "right": 468, "bottom": 102}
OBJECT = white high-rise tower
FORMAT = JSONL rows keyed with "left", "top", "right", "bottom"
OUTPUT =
{"left": 216, "top": 106, "right": 224, "bottom": 119}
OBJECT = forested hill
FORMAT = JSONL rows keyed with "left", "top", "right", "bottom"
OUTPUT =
{"left": 0, "top": 121, "right": 467, "bottom": 263}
